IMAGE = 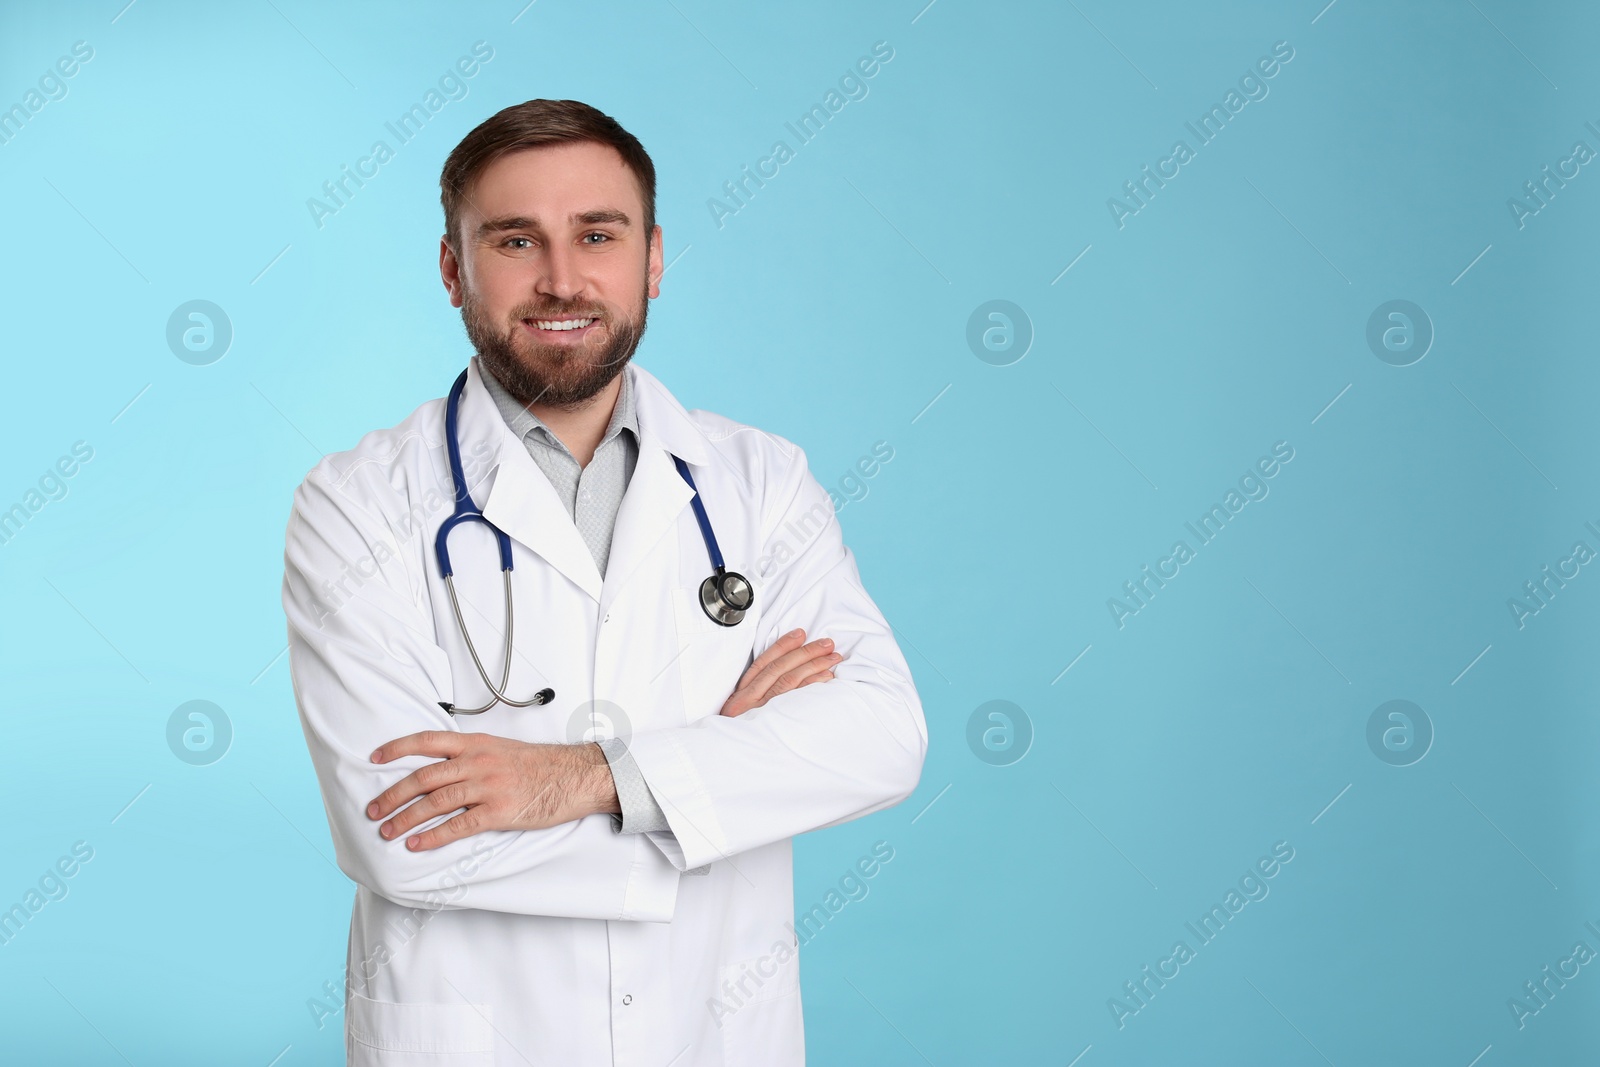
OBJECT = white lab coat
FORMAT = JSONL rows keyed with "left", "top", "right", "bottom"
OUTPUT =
{"left": 281, "top": 357, "right": 927, "bottom": 1066}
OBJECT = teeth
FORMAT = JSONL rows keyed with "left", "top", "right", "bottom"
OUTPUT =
{"left": 531, "top": 318, "right": 596, "bottom": 331}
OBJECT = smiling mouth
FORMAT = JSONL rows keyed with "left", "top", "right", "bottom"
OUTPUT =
{"left": 524, "top": 316, "right": 599, "bottom": 332}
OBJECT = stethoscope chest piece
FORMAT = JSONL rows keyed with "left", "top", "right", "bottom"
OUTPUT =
{"left": 701, "top": 568, "right": 754, "bottom": 626}
{"left": 675, "top": 454, "right": 755, "bottom": 628}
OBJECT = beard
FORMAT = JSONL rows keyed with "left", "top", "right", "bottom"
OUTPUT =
{"left": 461, "top": 274, "right": 649, "bottom": 410}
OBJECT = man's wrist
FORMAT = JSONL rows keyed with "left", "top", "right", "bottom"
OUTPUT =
{"left": 576, "top": 741, "right": 621, "bottom": 818}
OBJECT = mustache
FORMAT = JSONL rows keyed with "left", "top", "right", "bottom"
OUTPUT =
{"left": 514, "top": 304, "right": 605, "bottom": 321}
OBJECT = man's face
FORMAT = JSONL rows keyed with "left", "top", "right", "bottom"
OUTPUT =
{"left": 441, "top": 141, "right": 663, "bottom": 409}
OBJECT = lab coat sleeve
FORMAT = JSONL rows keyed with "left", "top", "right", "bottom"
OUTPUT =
{"left": 599, "top": 740, "right": 711, "bottom": 874}
{"left": 598, "top": 737, "right": 672, "bottom": 833}
{"left": 281, "top": 466, "right": 681, "bottom": 921}
{"left": 623, "top": 439, "right": 928, "bottom": 872}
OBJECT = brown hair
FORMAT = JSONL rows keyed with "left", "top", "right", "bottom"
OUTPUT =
{"left": 439, "top": 98, "right": 657, "bottom": 255}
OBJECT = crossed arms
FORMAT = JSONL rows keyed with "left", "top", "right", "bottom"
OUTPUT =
{"left": 281, "top": 440, "right": 927, "bottom": 921}
{"left": 361, "top": 627, "right": 843, "bottom": 851}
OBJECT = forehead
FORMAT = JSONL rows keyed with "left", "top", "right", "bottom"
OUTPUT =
{"left": 460, "top": 141, "right": 642, "bottom": 224}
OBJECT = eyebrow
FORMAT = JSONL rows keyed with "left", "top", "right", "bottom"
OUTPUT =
{"left": 475, "top": 209, "right": 632, "bottom": 241}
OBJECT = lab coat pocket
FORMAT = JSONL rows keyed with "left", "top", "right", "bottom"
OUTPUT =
{"left": 346, "top": 990, "right": 495, "bottom": 1066}
{"left": 671, "top": 584, "right": 756, "bottom": 722}
{"left": 717, "top": 953, "right": 804, "bottom": 1067}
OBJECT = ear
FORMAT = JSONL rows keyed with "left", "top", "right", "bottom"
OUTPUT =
{"left": 440, "top": 237, "right": 466, "bottom": 308}
{"left": 646, "top": 225, "right": 664, "bottom": 300}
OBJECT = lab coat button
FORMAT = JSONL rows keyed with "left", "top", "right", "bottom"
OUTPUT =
{"left": 622, "top": 994, "right": 632, "bottom": 1005}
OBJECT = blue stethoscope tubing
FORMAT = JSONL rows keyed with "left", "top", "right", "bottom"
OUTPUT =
{"left": 433, "top": 367, "right": 753, "bottom": 715}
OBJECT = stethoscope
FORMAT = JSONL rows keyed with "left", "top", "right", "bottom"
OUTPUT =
{"left": 433, "top": 367, "right": 754, "bottom": 715}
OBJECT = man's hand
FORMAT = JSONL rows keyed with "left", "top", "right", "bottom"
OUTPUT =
{"left": 721, "top": 628, "right": 842, "bottom": 718}
{"left": 366, "top": 630, "right": 839, "bottom": 849}
{"left": 366, "top": 732, "right": 617, "bottom": 851}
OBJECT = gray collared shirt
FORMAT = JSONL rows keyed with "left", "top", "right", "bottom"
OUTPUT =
{"left": 478, "top": 361, "right": 705, "bottom": 869}
{"left": 479, "top": 358, "right": 639, "bottom": 580}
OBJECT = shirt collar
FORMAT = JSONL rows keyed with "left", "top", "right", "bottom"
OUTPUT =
{"left": 477, "top": 356, "right": 638, "bottom": 458}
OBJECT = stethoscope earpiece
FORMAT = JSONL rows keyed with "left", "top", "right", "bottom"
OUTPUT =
{"left": 441, "top": 688, "right": 552, "bottom": 716}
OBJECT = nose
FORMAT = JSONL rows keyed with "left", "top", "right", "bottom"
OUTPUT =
{"left": 533, "top": 240, "right": 584, "bottom": 306}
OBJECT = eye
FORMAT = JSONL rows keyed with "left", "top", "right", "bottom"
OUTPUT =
{"left": 504, "top": 236, "right": 533, "bottom": 250}
{"left": 582, "top": 232, "right": 611, "bottom": 245}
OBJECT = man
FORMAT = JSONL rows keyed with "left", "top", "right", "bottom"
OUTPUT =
{"left": 281, "top": 98, "right": 926, "bottom": 1066}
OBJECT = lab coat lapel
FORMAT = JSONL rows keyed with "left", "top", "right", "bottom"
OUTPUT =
{"left": 599, "top": 362, "right": 712, "bottom": 619}
{"left": 461, "top": 359, "right": 605, "bottom": 604}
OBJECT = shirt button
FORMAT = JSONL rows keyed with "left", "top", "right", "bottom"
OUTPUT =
{"left": 622, "top": 994, "right": 632, "bottom": 1005}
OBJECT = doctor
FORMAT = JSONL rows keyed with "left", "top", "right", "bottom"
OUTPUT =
{"left": 280, "top": 98, "right": 927, "bottom": 1066}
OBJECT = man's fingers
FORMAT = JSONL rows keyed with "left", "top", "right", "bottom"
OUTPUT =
{"left": 721, "top": 652, "right": 841, "bottom": 717}
{"left": 368, "top": 756, "right": 466, "bottom": 820}
{"left": 791, "top": 664, "right": 838, "bottom": 689}
{"left": 750, "top": 639, "right": 835, "bottom": 693}
{"left": 736, "top": 628, "right": 807, "bottom": 690}
{"left": 765, "top": 652, "right": 842, "bottom": 698}
{"left": 379, "top": 779, "right": 474, "bottom": 840}
{"left": 753, "top": 640, "right": 832, "bottom": 688}
{"left": 721, "top": 632, "right": 844, "bottom": 718}
{"left": 371, "top": 730, "right": 465, "bottom": 765}
{"left": 404, "top": 806, "right": 485, "bottom": 852}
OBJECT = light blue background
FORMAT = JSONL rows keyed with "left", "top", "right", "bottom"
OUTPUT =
{"left": 2, "top": 0, "right": 1597, "bottom": 1063}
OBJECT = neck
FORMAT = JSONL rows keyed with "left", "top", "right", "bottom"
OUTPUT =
{"left": 525, "top": 373, "right": 622, "bottom": 469}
